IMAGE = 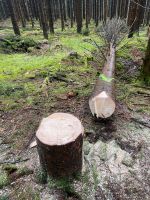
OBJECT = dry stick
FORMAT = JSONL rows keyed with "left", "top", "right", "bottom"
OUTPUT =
{"left": 82, "top": 47, "right": 103, "bottom": 64}
{"left": 131, "top": 0, "right": 150, "bottom": 10}
{"left": 131, "top": 117, "right": 150, "bottom": 128}
{"left": 82, "top": 39, "right": 107, "bottom": 60}
{"left": 0, "top": 158, "right": 29, "bottom": 164}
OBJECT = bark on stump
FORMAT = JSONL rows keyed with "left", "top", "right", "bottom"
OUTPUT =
{"left": 36, "top": 113, "right": 84, "bottom": 178}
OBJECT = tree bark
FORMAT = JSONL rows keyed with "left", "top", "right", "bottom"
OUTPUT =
{"left": 143, "top": 26, "right": 150, "bottom": 85}
{"left": 6, "top": 0, "right": 20, "bottom": 35}
{"left": 46, "top": 0, "right": 54, "bottom": 33}
{"left": 89, "top": 43, "right": 116, "bottom": 118}
{"left": 37, "top": 0, "right": 48, "bottom": 39}
{"left": 85, "top": 0, "right": 90, "bottom": 28}
{"left": 75, "top": 0, "right": 82, "bottom": 33}
{"left": 36, "top": 113, "right": 84, "bottom": 178}
{"left": 59, "top": 0, "right": 65, "bottom": 31}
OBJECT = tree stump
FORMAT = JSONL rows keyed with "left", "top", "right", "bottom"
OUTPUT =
{"left": 36, "top": 113, "right": 84, "bottom": 178}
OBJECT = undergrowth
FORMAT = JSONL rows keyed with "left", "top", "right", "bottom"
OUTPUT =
{"left": 0, "top": 25, "right": 148, "bottom": 112}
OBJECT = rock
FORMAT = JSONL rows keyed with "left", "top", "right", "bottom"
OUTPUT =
{"left": 67, "top": 91, "right": 78, "bottom": 98}
{"left": 25, "top": 71, "right": 36, "bottom": 79}
{"left": 94, "top": 141, "right": 107, "bottom": 161}
{"left": 27, "top": 47, "right": 34, "bottom": 52}
{"left": 41, "top": 39, "right": 49, "bottom": 44}
{"left": 0, "top": 137, "right": 3, "bottom": 145}
{"left": 68, "top": 51, "right": 78, "bottom": 59}
{"left": 83, "top": 141, "right": 92, "bottom": 155}
{"left": 87, "top": 140, "right": 133, "bottom": 176}
{"left": 122, "top": 153, "right": 134, "bottom": 167}
{"left": 55, "top": 44, "right": 63, "bottom": 49}
{"left": 30, "top": 140, "right": 37, "bottom": 148}
{"left": 87, "top": 140, "right": 107, "bottom": 163}
{"left": 85, "top": 128, "right": 96, "bottom": 136}
{"left": 56, "top": 94, "right": 68, "bottom": 100}
{"left": 106, "top": 140, "right": 130, "bottom": 174}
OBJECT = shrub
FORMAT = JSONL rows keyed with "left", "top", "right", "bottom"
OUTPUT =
{"left": 82, "top": 28, "right": 90, "bottom": 36}
{"left": 0, "top": 35, "right": 37, "bottom": 53}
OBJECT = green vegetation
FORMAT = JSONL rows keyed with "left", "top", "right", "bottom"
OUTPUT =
{"left": 12, "top": 186, "right": 40, "bottom": 200}
{"left": 0, "top": 35, "right": 37, "bottom": 53}
{"left": 48, "top": 177, "right": 75, "bottom": 194}
{"left": 16, "top": 166, "right": 33, "bottom": 176}
{"left": 35, "top": 169, "right": 47, "bottom": 184}
{"left": 0, "top": 172, "right": 9, "bottom": 189}
{"left": 0, "top": 195, "right": 9, "bottom": 200}
{"left": 0, "top": 25, "right": 148, "bottom": 114}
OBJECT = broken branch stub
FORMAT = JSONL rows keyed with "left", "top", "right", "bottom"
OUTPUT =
{"left": 36, "top": 113, "right": 84, "bottom": 178}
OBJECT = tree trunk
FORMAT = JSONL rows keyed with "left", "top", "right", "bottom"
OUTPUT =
{"left": 89, "top": 43, "right": 116, "bottom": 118}
{"left": 70, "top": 0, "right": 74, "bottom": 27}
{"left": 85, "top": 0, "right": 90, "bottom": 28}
{"left": 59, "top": 0, "right": 65, "bottom": 31}
{"left": 104, "top": 0, "right": 108, "bottom": 22}
{"left": 127, "top": 0, "right": 138, "bottom": 38}
{"left": 95, "top": 0, "right": 99, "bottom": 27}
{"left": 36, "top": 113, "right": 84, "bottom": 178}
{"left": 46, "top": 0, "right": 54, "bottom": 33}
{"left": 38, "top": 0, "right": 48, "bottom": 39}
{"left": 6, "top": 0, "right": 20, "bottom": 35}
{"left": 143, "top": 26, "right": 150, "bottom": 85}
{"left": 75, "top": 0, "right": 82, "bottom": 33}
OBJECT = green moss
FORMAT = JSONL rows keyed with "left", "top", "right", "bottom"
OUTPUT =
{"left": 3, "top": 164, "right": 17, "bottom": 174}
{"left": 116, "top": 61, "right": 124, "bottom": 72}
{"left": 35, "top": 169, "right": 47, "bottom": 184}
{"left": 0, "top": 172, "right": 9, "bottom": 189}
{"left": 0, "top": 53, "right": 64, "bottom": 81}
{"left": 17, "top": 166, "right": 33, "bottom": 176}
{"left": 48, "top": 177, "right": 75, "bottom": 194}
{"left": 0, "top": 195, "right": 9, "bottom": 200}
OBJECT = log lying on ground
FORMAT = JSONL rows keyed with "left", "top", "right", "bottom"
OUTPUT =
{"left": 89, "top": 43, "right": 116, "bottom": 118}
{"left": 36, "top": 113, "right": 84, "bottom": 178}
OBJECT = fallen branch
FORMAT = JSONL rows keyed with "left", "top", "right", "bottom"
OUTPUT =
{"left": 0, "top": 158, "right": 29, "bottom": 164}
{"left": 131, "top": 117, "right": 150, "bottom": 128}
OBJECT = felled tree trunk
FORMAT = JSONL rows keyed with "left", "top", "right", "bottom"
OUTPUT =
{"left": 89, "top": 43, "right": 116, "bottom": 118}
{"left": 36, "top": 113, "right": 84, "bottom": 178}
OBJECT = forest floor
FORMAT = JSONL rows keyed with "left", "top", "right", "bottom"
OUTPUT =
{"left": 0, "top": 22, "right": 150, "bottom": 200}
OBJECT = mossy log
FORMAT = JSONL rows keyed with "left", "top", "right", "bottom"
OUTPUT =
{"left": 89, "top": 43, "right": 116, "bottom": 118}
{"left": 36, "top": 113, "right": 84, "bottom": 178}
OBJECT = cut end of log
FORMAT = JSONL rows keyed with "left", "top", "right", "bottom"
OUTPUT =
{"left": 36, "top": 113, "right": 84, "bottom": 146}
{"left": 89, "top": 91, "right": 115, "bottom": 118}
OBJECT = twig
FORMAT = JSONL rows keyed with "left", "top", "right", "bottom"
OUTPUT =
{"left": 82, "top": 47, "right": 102, "bottom": 64}
{"left": 131, "top": 117, "right": 150, "bottom": 128}
{"left": 132, "top": 85, "right": 150, "bottom": 90}
{"left": 131, "top": 0, "right": 150, "bottom": 10}
{"left": 0, "top": 158, "right": 29, "bottom": 164}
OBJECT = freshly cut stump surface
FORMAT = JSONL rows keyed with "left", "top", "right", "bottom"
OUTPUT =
{"left": 36, "top": 113, "right": 84, "bottom": 178}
